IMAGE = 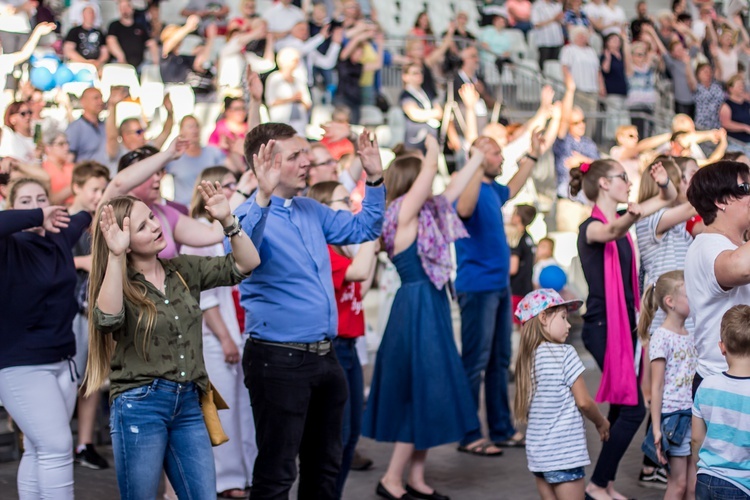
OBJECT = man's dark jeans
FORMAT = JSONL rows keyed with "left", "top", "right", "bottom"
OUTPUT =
{"left": 244, "top": 341, "right": 348, "bottom": 500}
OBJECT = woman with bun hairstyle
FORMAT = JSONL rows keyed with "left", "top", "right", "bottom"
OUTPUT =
{"left": 571, "top": 159, "right": 678, "bottom": 500}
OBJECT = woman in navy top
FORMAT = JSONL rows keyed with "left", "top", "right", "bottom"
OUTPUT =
{"left": 720, "top": 74, "right": 750, "bottom": 146}
{"left": 0, "top": 178, "right": 91, "bottom": 499}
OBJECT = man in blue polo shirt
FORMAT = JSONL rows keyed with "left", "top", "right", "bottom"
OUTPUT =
{"left": 454, "top": 133, "right": 542, "bottom": 456}
{"left": 234, "top": 123, "right": 385, "bottom": 499}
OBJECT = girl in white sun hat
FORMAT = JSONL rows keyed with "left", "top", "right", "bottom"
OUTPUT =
{"left": 513, "top": 289, "right": 610, "bottom": 500}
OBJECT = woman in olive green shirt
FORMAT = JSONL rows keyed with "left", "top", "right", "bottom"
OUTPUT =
{"left": 84, "top": 180, "right": 261, "bottom": 500}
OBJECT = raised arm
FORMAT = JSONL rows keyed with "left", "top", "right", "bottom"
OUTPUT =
{"left": 95, "top": 205, "right": 128, "bottom": 315}
{"left": 0, "top": 207, "right": 69, "bottom": 239}
{"left": 193, "top": 23, "right": 218, "bottom": 72}
{"left": 558, "top": 71, "right": 576, "bottom": 139}
{"left": 636, "top": 162, "right": 678, "bottom": 215}
{"left": 655, "top": 201, "right": 696, "bottom": 236}
{"left": 152, "top": 96, "right": 175, "bottom": 150}
{"left": 162, "top": 15, "right": 200, "bottom": 57}
{"left": 443, "top": 146, "right": 485, "bottom": 203}
{"left": 506, "top": 130, "right": 543, "bottom": 199}
{"left": 458, "top": 83, "right": 479, "bottom": 145}
{"left": 11, "top": 23, "right": 55, "bottom": 67}
{"left": 101, "top": 136, "right": 189, "bottom": 205}
{"left": 344, "top": 240, "right": 378, "bottom": 282}
{"left": 105, "top": 87, "right": 129, "bottom": 160}
{"left": 398, "top": 134, "right": 439, "bottom": 226}
{"left": 197, "top": 180, "right": 259, "bottom": 274}
{"left": 701, "top": 129, "right": 727, "bottom": 166}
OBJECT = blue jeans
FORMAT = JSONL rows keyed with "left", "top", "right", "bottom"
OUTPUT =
{"left": 696, "top": 475, "right": 750, "bottom": 499}
{"left": 458, "top": 288, "right": 515, "bottom": 445}
{"left": 333, "top": 337, "right": 364, "bottom": 500}
{"left": 110, "top": 379, "right": 216, "bottom": 500}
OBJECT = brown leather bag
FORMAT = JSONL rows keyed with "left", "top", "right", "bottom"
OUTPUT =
{"left": 200, "top": 382, "right": 230, "bottom": 446}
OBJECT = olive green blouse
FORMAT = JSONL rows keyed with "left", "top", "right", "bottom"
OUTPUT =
{"left": 93, "top": 254, "right": 248, "bottom": 403}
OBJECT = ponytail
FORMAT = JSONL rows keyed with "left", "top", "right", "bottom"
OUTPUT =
{"left": 637, "top": 282, "right": 659, "bottom": 343}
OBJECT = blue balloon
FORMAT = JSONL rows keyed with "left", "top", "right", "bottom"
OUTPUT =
{"left": 539, "top": 265, "right": 567, "bottom": 292}
{"left": 30, "top": 67, "right": 55, "bottom": 91}
{"left": 54, "top": 65, "right": 75, "bottom": 87}
{"left": 75, "top": 68, "right": 94, "bottom": 83}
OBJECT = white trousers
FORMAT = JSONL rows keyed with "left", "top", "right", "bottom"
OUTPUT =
{"left": 203, "top": 335, "right": 257, "bottom": 493}
{"left": 0, "top": 361, "right": 76, "bottom": 499}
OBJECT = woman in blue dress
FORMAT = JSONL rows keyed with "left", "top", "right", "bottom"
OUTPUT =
{"left": 362, "top": 135, "right": 484, "bottom": 500}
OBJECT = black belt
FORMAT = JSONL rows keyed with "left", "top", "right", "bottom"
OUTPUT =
{"left": 250, "top": 338, "right": 332, "bottom": 356}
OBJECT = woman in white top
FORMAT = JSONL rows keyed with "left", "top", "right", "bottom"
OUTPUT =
{"left": 264, "top": 47, "right": 312, "bottom": 136}
{"left": 684, "top": 160, "right": 750, "bottom": 392}
{"left": 598, "top": 0, "right": 627, "bottom": 37}
{"left": 707, "top": 16, "right": 750, "bottom": 84}
{"left": 181, "top": 166, "right": 256, "bottom": 500}
{"left": 0, "top": 101, "right": 37, "bottom": 163}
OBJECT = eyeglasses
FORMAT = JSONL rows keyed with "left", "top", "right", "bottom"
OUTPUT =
{"left": 52, "top": 141, "right": 69, "bottom": 147}
{"left": 310, "top": 159, "right": 337, "bottom": 168}
{"left": 328, "top": 196, "right": 351, "bottom": 207}
{"left": 127, "top": 128, "right": 145, "bottom": 136}
{"left": 571, "top": 119, "right": 586, "bottom": 125}
{"left": 606, "top": 172, "right": 629, "bottom": 183}
{"left": 222, "top": 181, "right": 237, "bottom": 190}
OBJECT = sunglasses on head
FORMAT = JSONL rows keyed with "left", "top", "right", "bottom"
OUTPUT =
{"left": 737, "top": 182, "right": 750, "bottom": 195}
{"left": 119, "top": 146, "right": 160, "bottom": 171}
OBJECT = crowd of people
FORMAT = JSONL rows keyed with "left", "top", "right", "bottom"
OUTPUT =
{"left": 1, "top": 0, "right": 750, "bottom": 499}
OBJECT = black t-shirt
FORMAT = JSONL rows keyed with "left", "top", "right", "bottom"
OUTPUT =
{"left": 577, "top": 213, "right": 636, "bottom": 321}
{"left": 160, "top": 53, "right": 195, "bottom": 83}
{"left": 65, "top": 26, "right": 106, "bottom": 61}
{"left": 107, "top": 20, "right": 150, "bottom": 68}
{"left": 511, "top": 231, "right": 535, "bottom": 297}
{"left": 336, "top": 58, "right": 363, "bottom": 104}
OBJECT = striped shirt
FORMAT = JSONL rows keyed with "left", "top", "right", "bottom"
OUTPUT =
{"left": 526, "top": 343, "right": 589, "bottom": 472}
{"left": 531, "top": 0, "right": 564, "bottom": 48}
{"left": 560, "top": 44, "right": 600, "bottom": 93}
{"left": 635, "top": 209, "right": 694, "bottom": 334}
{"left": 693, "top": 373, "right": 750, "bottom": 496}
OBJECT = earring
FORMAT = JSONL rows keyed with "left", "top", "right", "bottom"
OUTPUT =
{"left": 720, "top": 206, "right": 726, "bottom": 212}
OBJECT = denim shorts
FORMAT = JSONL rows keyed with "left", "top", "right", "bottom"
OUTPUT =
{"left": 669, "top": 425, "right": 692, "bottom": 457}
{"left": 533, "top": 467, "right": 586, "bottom": 484}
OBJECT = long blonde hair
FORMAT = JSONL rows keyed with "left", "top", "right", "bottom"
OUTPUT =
{"left": 83, "top": 196, "right": 158, "bottom": 396}
{"left": 513, "top": 305, "right": 565, "bottom": 424}
{"left": 637, "top": 270, "right": 685, "bottom": 344}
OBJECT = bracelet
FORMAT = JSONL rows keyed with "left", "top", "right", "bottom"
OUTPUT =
{"left": 657, "top": 178, "right": 670, "bottom": 189}
{"left": 366, "top": 176, "right": 384, "bottom": 187}
{"left": 226, "top": 225, "right": 243, "bottom": 238}
{"left": 222, "top": 215, "right": 240, "bottom": 236}
{"left": 524, "top": 153, "right": 539, "bottom": 162}
{"left": 236, "top": 189, "right": 251, "bottom": 198}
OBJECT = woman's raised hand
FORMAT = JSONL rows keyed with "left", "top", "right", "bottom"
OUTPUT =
{"left": 649, "top": 161, "right": 668, "bottom": 186}
{"left": 41, "top": 206, "right": 70, "bottom": 233}
{"left": 198, "top": 180, "right": 232, "bottom": 225}
{"left": 100, "top": 205, "right": 130, "bottom": 256}
{"left": 166, "top": 135, "right": 190, "bottom": 160}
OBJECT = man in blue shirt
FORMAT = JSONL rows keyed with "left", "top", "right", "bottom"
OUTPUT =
{"left": 454, "top": 133, "right": 542, "bottom": 455}
{"left": 66, "top": 88, "right": 111, "bottom": 172}
{"left": 234, "top": 123, "right": 385, "bottom": 499}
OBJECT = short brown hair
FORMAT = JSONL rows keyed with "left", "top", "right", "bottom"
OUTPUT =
{"left": 720, "top": 305, "right": 750, "bottom": 357}
{"left": 515, "top": 204, "right": 537, "bottom": 227}
{"left": 244, "top": 123, "right": 297, "bottom": 171}
{"left": 307, "top": 181, "right": 340, "bottom": 206}
{"left": 72, "top": 161, "right": 110, "bottom": 188}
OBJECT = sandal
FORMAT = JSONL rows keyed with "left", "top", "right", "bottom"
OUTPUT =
{"left": 218, "top": 489, "right": 249, "bottom": 499}
{"left": 495, "top": 435, "right": 526, "bottom": 448}
{"left": 457, "top": 440, "right": 504, "bottom": 457}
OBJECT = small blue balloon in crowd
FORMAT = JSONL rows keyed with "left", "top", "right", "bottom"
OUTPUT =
{"left": 539, "top": 265, "right": 567, "bottom": 292}
{"left": 30, "top": 67, "right": 55, "bottom": 91}
{"left": 75, "top": 68, "right": 94, "bottom": 83}
{"left": 54, "top": 65, "right": 75, "bottom": 87}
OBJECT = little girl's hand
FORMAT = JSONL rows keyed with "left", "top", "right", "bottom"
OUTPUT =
{"left": 653, "top": 429, "right": 668, "bottom": 465}
{"left": 597, "top": 419, "right": 610, "bottom": 442}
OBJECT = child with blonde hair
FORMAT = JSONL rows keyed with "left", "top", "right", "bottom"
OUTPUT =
{"left": 514, "top": 289, "right": 610, "bottom": 499}
{"left": 638, "top": 270, "right": 697, "bottom": 499}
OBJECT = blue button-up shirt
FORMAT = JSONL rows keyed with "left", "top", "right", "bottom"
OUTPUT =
{"left": 231, "top": 185, "right": 385, "bottom": 342}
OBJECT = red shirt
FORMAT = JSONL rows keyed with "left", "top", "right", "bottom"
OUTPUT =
{"left": 329, "top": 246, "right": 365, "bottom": 338}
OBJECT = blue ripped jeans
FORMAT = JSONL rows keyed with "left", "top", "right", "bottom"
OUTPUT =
{"left": 110, "top": 379, "right": 215, "bottom": 500}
